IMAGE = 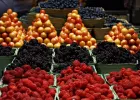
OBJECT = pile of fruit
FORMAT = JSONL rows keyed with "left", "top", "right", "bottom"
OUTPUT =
{"left": 39, "top": 0, "right": 78, "bottom": 9}
{"left": 0, "top": 45, "right": 14, "bottom": 56}
{"left": 79, "top": 7, "right": 105, "bottom": 19}
{"left": 104, "top": 23, "right": 140, "bottom": 54}
{"left": 78, "top": 7, "right": 118, "bottom": 24}
{"left": 0, "top": 9, "right": 25, "bottom": 48}
{"left": 53, "top": 43, "right": 93, "bottom": 72}
{"left": 7, "top": 39, "right": 53, "bottom": 71}
{"left": 92, "top": 41, "right": 136, "bottom": 64}
{"left": 106, "top": 68, "right": 140, "bottom": 99}
{"left": 0, "top": 65, "right": 56, "bottom": 100}
{"left": 26, "top": 10, "right": 61, "bottom": 48}
{"left": 57, "top": 60, "right": 114, "bottom": 99}
{"left": 59, "top": 10, "right": 97, "bottom": 49}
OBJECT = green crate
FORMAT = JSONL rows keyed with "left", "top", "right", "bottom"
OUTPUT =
{"left": 96, "top": 63, "right": 137, "bottom": 74}
{"left": 0, "top": 49, "right": 16, "bottom": 78}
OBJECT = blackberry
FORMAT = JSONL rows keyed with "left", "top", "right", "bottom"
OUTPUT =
{"left": 0, "top": 45, "right": 14, "bottom": 56}
{"left": 53, "top": 42, "right": 93, "bottom": 72}
{"left": 39, "top": 0, "right": 78, "bottom": 9}
{"left": 92, "top": 41, "right": 136, "bottom": 64}
{"left": 7, "top": 39, "right": 53, "bottom": 71}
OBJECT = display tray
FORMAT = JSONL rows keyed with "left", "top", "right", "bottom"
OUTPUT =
{"left": 0, "top": 48, "right": 17, "bottom": 78}
{"left": 43, "top": 8, "right": 77, "bottom": 18}
{"left": 96, "top": 62, "right": 138, "bottom": 74}
{"left": 83, "top": 18, "right": 105, "bottom": 28}
{"left": 93, "top": 27, "right": 111, "bottom": 40}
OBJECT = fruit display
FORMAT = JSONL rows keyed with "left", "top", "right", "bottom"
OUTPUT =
{"left": 0, "top": 45, "right": 14, "bottom": 56}
{"left": 26, "top": 10, "right": 61, "bottom": 48}
{"left": 0, "top": 9, "right": 26, "bottom": 48}
{"left": 0, "top": 65, "right": 56, "bottom": 100}
{"left": 39, "top": 0, "right": 78, "bottom": 9}
{"left": 92, "top": 41, "right": 136, "bottom": 64}
{"left": 104, "top": 23, "right": 140, "bottom": 54}
{"left": 53, "top": 43, "right": 93, "bottom": 72}
{"left": 106, "top": 68, "right": 140, "bottom": 99}
{"left": 7, "top": 39, "right": 53, "bottom": 71}
{"left": 59, "top": 10, "right": 97, "bottom": 49}
{"left": 57, "top": 60, "right": 114, "bottom": 100}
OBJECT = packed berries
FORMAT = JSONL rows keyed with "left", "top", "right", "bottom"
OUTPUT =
{"left": 0, "top": 65, "right": 55, "bottom": 100}
{"left": 107, "top": 68, "right": 140, "bottom": 99}
{"left": 57, "top": 60, "right": 114, "bottom": 100}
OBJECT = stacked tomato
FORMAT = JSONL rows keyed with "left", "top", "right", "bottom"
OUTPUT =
{"left": 26, "top": 10, "right": 61, "bottom": 48}
{"left": 0, "top": 9, "right": 26, "bottom": 47}
{"left": 57, "top": 60, "right": 114, "bottom": 100}
{"left": 59, "top": 10, "right": 97, "bottom": 49}
{"left": 104, "top": 23, "right": 140, "bottom": 54}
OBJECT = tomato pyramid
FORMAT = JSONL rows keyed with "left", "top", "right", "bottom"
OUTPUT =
{"left": 0, "top": 9, "right": 26, "bottom": 47}
{"left": 104, "top": 23, "right": 140, "bottom": 54}
{"left": 59, "top": 10, "right": 97, "bottom": 49}
{"left": 26, "top": 10, "right": 60, "bottom": 48}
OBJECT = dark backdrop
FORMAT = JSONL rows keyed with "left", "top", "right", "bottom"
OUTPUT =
{"left": 86, "top": 0, "right": 125, "bottom": 10}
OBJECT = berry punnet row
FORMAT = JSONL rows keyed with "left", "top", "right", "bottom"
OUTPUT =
{"left": 105, "top": 68, "right": 140, "bottom": 99}
{"left": 56, "top": 60, "right": 117, "bottom": 100}
{"left": 0, "top": 65, "right": 56, "bottom": 100}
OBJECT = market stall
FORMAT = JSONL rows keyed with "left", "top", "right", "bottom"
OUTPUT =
{"left": 0, "top": 0, "right": 140, "bottom": 99}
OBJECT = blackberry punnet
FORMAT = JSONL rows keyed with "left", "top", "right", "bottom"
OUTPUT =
{"left": 53, "top": 42, "right": 93, "bottom": 72}
{"left": 7, "top": 39, "right": 53, "bottom": 71}
{"left": 0, "top": 45, "right": 14, "bottom": 56}
{"left": 79, "top": 7, "right": 117, "bottom": 23}
{"left": 92, "top": 41, "right": 136, "bottom": 64}
{"left": 40, "top": 0, "right": 78, "bottom": 9}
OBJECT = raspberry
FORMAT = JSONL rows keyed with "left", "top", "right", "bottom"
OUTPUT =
{"left": 48, "top": 89, "right": 56, "bottom": 97}
{"left": 75, "top": 89, "right": 86, "bottom": 98}
{"left": 22, "top": 65, "right": 31, "bottom": 71}
{"left": 101, "top": 84, "right": 109, "bottom": 89}
{"left": 132, "top": 86, "right": 140, "bottom": 94}
{"left": 120, "top": 95, "right": 127, "bottom": 99}
{"left": 127, "top": 91, "right": 136, "bottom": 99}
{"left": 72, "top": 60, "right": 81, "bottom": 67}
{"left": 8, "top": 84, "right": 18, "bottom": 92}
{"left": 28, "top": 77, "right": 36, "bottom": 82}
{"left": 7, "top": 90, "right": 14, "bottom": 98}
{"left": 22, "top": 78, "right": 37, "bottom": 90}
{"left": 35, "top": 67, "right": 41, "bottom": 72}
{"left": 38, "top": 74, "right": 45, "bottom": 79}
{"left": 107, "top": 93, "right": 114, "bottom": 99}
{"left": 62, "top": 92, "right": 71, "bottom": 99}
{"left": 32, "top": 91, "right": 41, "bottom": 98}
{"left": 36, "top": 78, "right": 43, "bottom": 84}
{"left": 0, "top": 86, "right": 8, "bottom": 92}
{"left": 19, "top": 86, "right": 28, "bottom": 93}
{"left": 93, "top": 93, "right": 101, "bottom": 99}
{"left": 93, "top": 75, "right": 104, "bottom": 84}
